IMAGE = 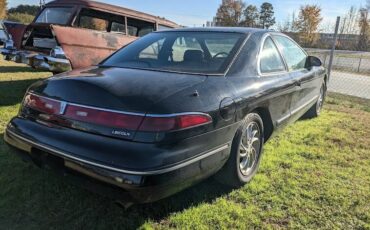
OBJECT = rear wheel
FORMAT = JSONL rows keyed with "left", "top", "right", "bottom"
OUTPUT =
{"left": 217, "top": 113, "right": 264, "bottom": 187}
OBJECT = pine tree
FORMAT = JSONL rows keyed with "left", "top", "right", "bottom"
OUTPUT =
{"left": 243, "top": 5, "right": 259, "bottom": 28}
{"left": 259, "top": 2, "right": 275, "bottom": 29}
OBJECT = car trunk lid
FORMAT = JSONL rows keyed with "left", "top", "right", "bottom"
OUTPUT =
{"left": 24, "top": 67, "right": 207, "bottom": 139}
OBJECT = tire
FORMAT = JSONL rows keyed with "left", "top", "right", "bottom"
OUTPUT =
{"left": 303, "top": 82, "right": 326, "bottom": 119}
{"left": 216, "top": 113, "right": 264, "bottom": 188}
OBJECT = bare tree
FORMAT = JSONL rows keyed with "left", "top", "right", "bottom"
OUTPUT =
{"left": 215, "top": 0, "right": 246, "bottom": 26}
{"left": 294, "top": 5, "right": 323, "bottom": 47}
{"left": 339, "top": 7, "right": 359, "bottom": 35}
{"left": 357, "top": 7, "right": 369, "bottom": 51}
{"left": 277, "top": 13, "right": 299, "bottom": 33}
{"left": 0, "top": 0, "right": 6, "bottom": 19}
{"left": 277, "top": 15, "right": 291, "bottom": 32}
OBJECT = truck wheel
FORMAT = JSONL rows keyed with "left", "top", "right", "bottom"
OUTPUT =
{"left": 217, "top": 113, "right": 264, "bottom": 188}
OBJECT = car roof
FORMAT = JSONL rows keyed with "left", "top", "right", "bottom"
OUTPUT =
{"left": 46, "top": 0, "right": 178, "bottom": 28}
{"left": 157, "top": 27, "right": 273, "bottom": 34}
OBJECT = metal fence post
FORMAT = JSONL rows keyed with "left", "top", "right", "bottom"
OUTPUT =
{"left": 327, "top": 16, "right": 340, "bottom": 80}
{"left": 357, "top": 56, "right": 362, "bottom": 73}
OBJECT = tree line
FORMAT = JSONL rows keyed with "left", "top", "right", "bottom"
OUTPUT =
{"left": 0, "top": 0, "right": 40, "bottom": 24}
{"left": 215, "top": 0, "right": 276, "bottom": 29}
{"left": 215, "top": 0, "right": 370, "bottom": 51}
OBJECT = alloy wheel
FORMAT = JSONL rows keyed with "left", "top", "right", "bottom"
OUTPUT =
{"left": 239, "top": 121, "right": 261, "bottom": 176}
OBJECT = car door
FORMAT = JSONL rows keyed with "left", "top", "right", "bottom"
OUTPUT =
{"left": 257, "top": 36, "right": 296, "bottom": 128}
{"left": 272, "top": 35, "right": 321, "bottom": 121}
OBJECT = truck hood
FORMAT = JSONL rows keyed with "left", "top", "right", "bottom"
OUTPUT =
{"left": 29, "top": 66, "right": 207, "bottom": 113}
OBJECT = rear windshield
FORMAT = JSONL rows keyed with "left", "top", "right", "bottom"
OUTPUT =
{"left": 102, "top": 31, "right": 246, "bottom": 75}
{"left": 35, "top": 7, "right": 74, "bottom": 25}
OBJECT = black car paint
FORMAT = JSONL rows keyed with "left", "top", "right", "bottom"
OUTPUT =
{"left": 4, "top": 28, "right": 326, "bottom": 203}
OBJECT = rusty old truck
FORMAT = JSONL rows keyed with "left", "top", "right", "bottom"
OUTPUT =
{"left": 0, "top": 0, "right": 178, "bottom": 73}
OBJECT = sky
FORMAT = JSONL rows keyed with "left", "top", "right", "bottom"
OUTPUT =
{"left": 8, "top": 0, "right": 368, "bottom": 30}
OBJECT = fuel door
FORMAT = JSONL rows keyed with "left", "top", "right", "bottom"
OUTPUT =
{"left": 219, "top": 97, "right": 236, "bottom": 121}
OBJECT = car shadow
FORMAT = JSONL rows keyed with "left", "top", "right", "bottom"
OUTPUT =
{"left": 0, "top": 66, "right": 47, "bottom": 73}
{"left": 0, "top": 79, "right": 44, "bottom": 106}
{"left": 0, "top": 136, "right": 235, "bottom": 228}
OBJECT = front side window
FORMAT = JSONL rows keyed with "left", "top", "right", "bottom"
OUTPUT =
{"left": 35, "top": 7, "right": 74, "bottom": 25}
{"left": 259, "top": 37, "right": 286, "bottom": 74}
{"left": 102, "top": 32, "right": 246, "bottom": 75}
{"left": 273, "top": 35, "right": 307, "bottom": 71}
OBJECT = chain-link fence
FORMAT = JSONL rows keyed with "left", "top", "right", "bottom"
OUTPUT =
{"left": 305, "top": 48, "right": 370, "bottom": 99}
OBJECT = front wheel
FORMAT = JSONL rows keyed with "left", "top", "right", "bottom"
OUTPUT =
{"left": 216, "top": 113, "right": 264, "bottom": 188}
{"left": 303, "top": 83, "right": 326, "bottom": 119}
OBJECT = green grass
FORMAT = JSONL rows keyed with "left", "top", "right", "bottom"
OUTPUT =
{"left": 0, "top": 58, "right": 369, "bottom": 229}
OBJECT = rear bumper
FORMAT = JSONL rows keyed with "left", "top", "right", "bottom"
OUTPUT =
{"left": 1, "top": 48, "right": 72, "bottom": 73}
{"left": 4, "top": 119, "right": 232, "bottom": 203}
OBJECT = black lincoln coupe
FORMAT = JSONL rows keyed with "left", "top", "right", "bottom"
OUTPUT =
{"left": 4, "top": 28, "right": 327, "bottom": 203}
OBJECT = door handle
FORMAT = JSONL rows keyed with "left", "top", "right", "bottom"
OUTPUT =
{"left": 295, "top": 81, "right": 301, "bottom": 87}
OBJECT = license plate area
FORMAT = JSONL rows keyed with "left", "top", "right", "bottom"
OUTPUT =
{"left": 30, "top": 147, "right": 65, "bottom": 172}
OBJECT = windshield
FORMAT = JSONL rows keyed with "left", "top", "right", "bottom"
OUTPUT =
{"left": 102, "top": 31, "right": 246, "bottom": 75}
{"left": 35, "top": 7, "right": 74, "bottom": 25}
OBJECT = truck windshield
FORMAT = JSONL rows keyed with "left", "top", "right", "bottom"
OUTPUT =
{"left": 35, "top": 7, "right": 74, "bottom": 25}
{"left": 102, "top": 31, "right": 246, "bottom": 75}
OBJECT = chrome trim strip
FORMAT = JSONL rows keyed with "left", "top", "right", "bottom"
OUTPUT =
{"left": 5, "top": 129, "right": 230, "bottom": 176}
{"left": 276, "top": 96, "right": 319, "bottom": 125}
{"left": 291, "top": 95, "right": 318, "bottom": 115}
{"left": 27, "top": 92, "right": 212, "bottom": 118}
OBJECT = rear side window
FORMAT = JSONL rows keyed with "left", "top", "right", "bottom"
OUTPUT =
{"left": 158, "top": 25, "right": 173, "bottom": 31}
{"left": 260, "top": 37, "right": 286, "bottom": 74}
{"left": 79, "top": 16, "right": 108, "bottom": 31}
{"left": 111, "top": 22, "right": 125, "bottom": 33}
{"left": 127, "top": 17, "right": 155, "bottom": 37}
{"left": 273, "top": 35, "right": 307, "bottom": 71}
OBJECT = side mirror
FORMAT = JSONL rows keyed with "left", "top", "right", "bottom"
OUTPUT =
{"left": 306, "top": 56, "right": 322, "bottom": 68}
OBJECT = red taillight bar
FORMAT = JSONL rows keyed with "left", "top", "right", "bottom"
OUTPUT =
{"left": 24, "top": 93, "right": 61, "bottom": 115}
{"left": 64, "top": 104, "right": 144, "bottom": 130}
{"left": 138, "top": 114, "right": 212, "bottom": 132}
{"left": 24, "top": 93, "right": 212, "bottom": 132}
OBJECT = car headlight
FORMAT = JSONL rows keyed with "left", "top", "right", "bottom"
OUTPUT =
{"left": 50, "top": 46, "right": 66, "bottom": 59}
